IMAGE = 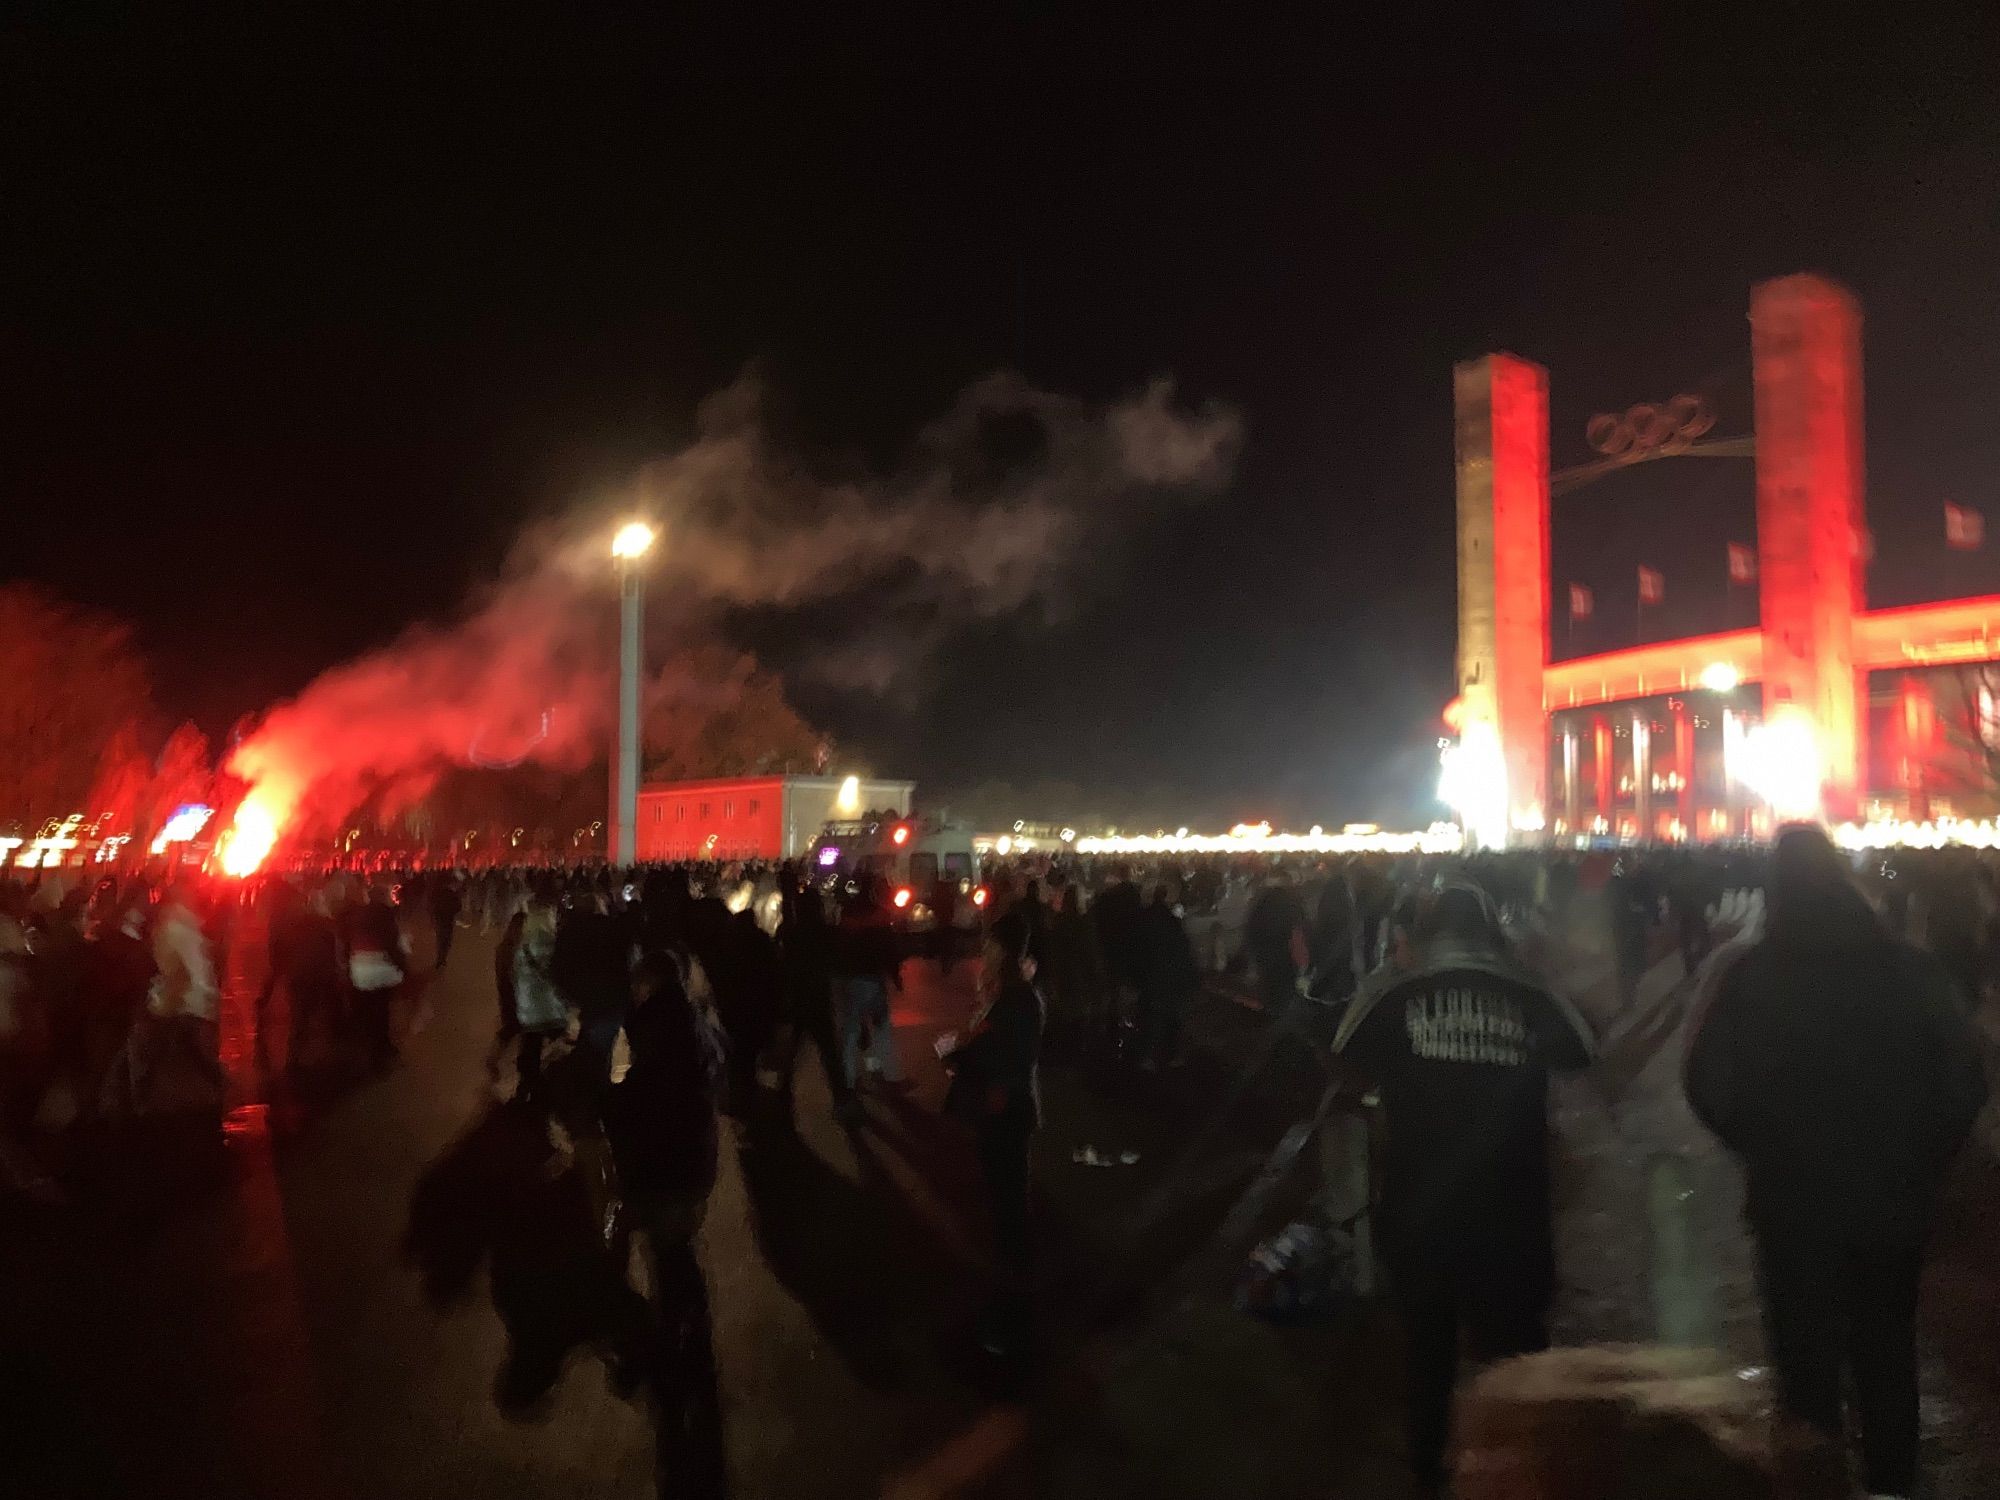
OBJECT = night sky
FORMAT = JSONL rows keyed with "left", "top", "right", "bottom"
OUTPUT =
{"left": 11, "top": 11, "right": 2000, "bottom": 825}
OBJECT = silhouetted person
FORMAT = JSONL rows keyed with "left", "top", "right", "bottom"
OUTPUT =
{"left": 1090, "top": 865, "right": 1144, "bottom": 1014}
{"left": 554, "top": 888, "right": 633, "bottom": 1086}
{"left": 1687, "top": 824, "right": 1989, "bottom": 1500}
{"left": 1332, "top": 880, "right": 1593, "bottom": 1496}
{"left": 1134, "top": 878, "right": 1197, "bottom": 1070}
{"left": 832, "top": 879, "right": 903, "bottom": 1116}
{"left": 764, "top": 877, "right": 843, "bottom": 1130}
{"left": 428, "top": 873, "right": 463, "bottom": 971}
{"left": 1244, "top": 869, "right": 1309, "bottom": 1020}
{"left": 944, "top": 932, "right": 1045, "bottom": 1360}
{"left": 509, "top": 900, "right": 567, "bottom": 1102}
{"left": 341, "top": 885, "right": 407, "bottom": 1070}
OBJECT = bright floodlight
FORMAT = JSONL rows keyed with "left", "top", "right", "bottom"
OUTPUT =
{"left": 611, "top": 521, "right": 657, "bottom": 560}
{"left": 1699, "top": 661, "right": 1741, "bottom": 693}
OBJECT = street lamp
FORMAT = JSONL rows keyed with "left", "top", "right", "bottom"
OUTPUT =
{"left": 610, "top": 521, "right": 656, "bottom": 865}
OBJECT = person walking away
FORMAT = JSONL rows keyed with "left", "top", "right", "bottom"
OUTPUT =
{"left": 1090, "top": 865, "right": 1144, "bottom": 1037}
{"left": 992, "top": 876, "right": 1049, "bottom": 976}
{"left": 605, "top": 949, "right": 727, "bottom": 1495}
{"left": 943, "top": 932, "right": 1046, "bottom": 1359}
{"left": 775, "top": 870, "right": 844, "bottom": 1114}
{"left": 341, "top": 884, "right": 407, "bottom": 1070}
{"left": 132, "top": 881, "right": 228, "bottom": 1121}
{"left": 1043, "top": 882, "right": 1106, "bottom": 1052}
{"left": 1331, "top": 880, "right": 1594, "bottom": 1497}
{"left": 253, "top": 877, "right": 307, "bottom": 1071}
{"left": 832, "top": 878, "right": 903, "bottom": 1120}
{"left": 554, "top": 886, "right": 635, "bottom": 1086}
{"left": 279, "top": 884, "right": 345, "bottom": 1081}
{"left": 0, "top": 901, "right": 60, "bottom": 1201}
{"left": 1308, "top": 865, "right": 1359, "bottom": 1006}
{"left": 722, "top": 906, "right": 782, "bottom": 1110}
{"left": 509, "top": 898, "right": 567, "bottom": 1103}
{"left": 1134, "top": 879, "right": 1198, "bottom": 1071}
{"left": 82, "top": 891, "right": 155, "bottom": 1120}
{"left": 429, "top": 873, "right": 464, "bottom": 972}
{"left": 1685, "top": 825, "right": 1988, "bottom": 1500}
{"left": 1244, "top": 868, "right": 1309, "bottom": 1022}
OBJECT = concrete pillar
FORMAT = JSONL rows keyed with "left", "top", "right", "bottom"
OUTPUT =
{"left": 1750, "top": 274, "right": 1866, "bottom": 821}
{"left": 1673, "top": 698, "right": 1695, "bottom": 831}
{"left": 1592, "top": 713, "right": 1613, "bottom": 821}
{"left": 1631, "top": 710, "right": 1652, "bottom": 838}
{"left": 1561, "top": 726, "right": 1580, "bottom": 833}
{"left": 1455, "top": 354, "right": 1551, "bottom": 841}
{"left": 1901, "top": 671, "right": 1935, "bottom": 821}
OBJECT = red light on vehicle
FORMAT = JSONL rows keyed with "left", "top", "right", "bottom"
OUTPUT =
{"left": 893, "top": 886, "right": 913, "bottom": 909}
{"left": 972, "top": 886, "right": 988, "bottom": 907}
{"left": 891, "top": 824, "right": 910, "bottom": 846}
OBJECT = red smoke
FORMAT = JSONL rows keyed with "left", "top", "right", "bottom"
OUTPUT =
{"left": 220, "top": 373, "right": 1239, "bottom": 862}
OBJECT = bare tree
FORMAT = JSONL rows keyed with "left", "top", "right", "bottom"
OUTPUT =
{"left": 0, "top": 586, "right": 158, "bottom": 832}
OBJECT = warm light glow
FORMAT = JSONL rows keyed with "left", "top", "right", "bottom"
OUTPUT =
{"left": 1833, "top": 816, "right": 2000, "bottom": 850}
{"left": 834, "top": 774, "right": 862, "bottom": 815}
{"left": 891, "top": 824, "right": 910, "bottom": 846}
{"left": 1699, "top": 662, "right": 1741, "bottom": 693}
{"left": 892, "top": 886, "right": 912, "bottom": 909}
{"left": 1075, "top": 824, "right": 1463, "bottom": 856}
{"left": 972, "top": 886, "right": 989, "bottom": 907}
{"left": 1439, "top": 719, "right": 1509, "bottom": 849}
{"left": 1736, "top": 706, "right": 1823, "bottom": 819}
{"left": 611, "top": 521, "right": 657, "bottom": 560}
{"left": 218, "top": 795, "right": 280, "bottom": 878}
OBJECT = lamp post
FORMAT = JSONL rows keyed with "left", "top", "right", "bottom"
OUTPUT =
{"left": 609, "top": 521, "right": 656, "bottom": 866}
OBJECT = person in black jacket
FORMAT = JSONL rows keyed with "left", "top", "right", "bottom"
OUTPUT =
{"left": 1686, "top": 825, "right": 1988, "bottom": 1500}
{"left": 1090, "top": 865, "right": 1144, "bottom": 1017}
{"left": 1332, "top": 879, "right": 1593, "bottom": 1497}
{"left": 776, "top": 868, "right": 844, "bottom": 1115}
{"left": 945, "top": 931, "right": 1045, "bottom": 1358}
{"left": 1134, "top": 878, "right": 1198, "bottom": 1071}
{"left": 428, "top": 873, "right": 463, "bottom": 972}
{"left": 553, "top": 886, "right": 634, "bottom": 1086}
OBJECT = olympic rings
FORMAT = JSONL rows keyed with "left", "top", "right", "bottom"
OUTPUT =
{"left": 1586, "top": 394, "right": 1714, "bottom": 456}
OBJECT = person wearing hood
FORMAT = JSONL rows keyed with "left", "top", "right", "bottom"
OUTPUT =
{"left": 1685, "top": 825, "right": 1988, "bottom": 1500}
{"left": 1331, "top": 877, "right": 1593, "bottom": 1497}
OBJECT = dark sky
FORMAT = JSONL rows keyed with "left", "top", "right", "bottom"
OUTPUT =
{"left": 10, "top": 10, "right": 2000, "bottom": 825}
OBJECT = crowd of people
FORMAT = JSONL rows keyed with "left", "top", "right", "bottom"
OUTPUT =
{"left": 4, "top": 831, "right": 1997, "bottom": 1496}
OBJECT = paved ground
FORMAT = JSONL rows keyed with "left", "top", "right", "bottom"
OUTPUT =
{"left": 5, "top": 919, "right": 1999, "bottom": 1498}
{"left": 1, "top": 920, "right": 1331, "bottom": 1500}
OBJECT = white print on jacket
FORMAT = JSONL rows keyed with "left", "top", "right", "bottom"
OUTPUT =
{"left": 1403, "top": 987, "right": 1528, "bottom": 1066}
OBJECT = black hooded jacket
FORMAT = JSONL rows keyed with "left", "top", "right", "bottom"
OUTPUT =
{"left": 1333, "top": 925, "right": 1593, "bottom": 1255}
{"left": 1685, "top": 882, "right": 1987, "bottom": 1246}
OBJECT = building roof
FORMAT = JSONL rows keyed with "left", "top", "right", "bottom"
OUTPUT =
{"left": 637, "top": 773, "right": 915, "bottom": 796}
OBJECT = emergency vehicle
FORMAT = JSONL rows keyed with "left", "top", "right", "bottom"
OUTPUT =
{"left": 808, "top": 814, "right": 986, "bottom": 955}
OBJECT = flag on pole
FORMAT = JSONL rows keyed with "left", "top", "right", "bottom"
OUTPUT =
{"left": 1727, "top": 543, "right": 1756, "bottom": 584}
{"left": 1637, "top": 566, "right": 1664, "bottom": 605}
{"left": 1946, "top": 502, "right": 1984, "bottom": 551}
{"left": 1568, "top": 583, "right": 1594, "bottom": 620}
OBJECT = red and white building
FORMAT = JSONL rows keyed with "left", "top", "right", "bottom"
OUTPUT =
{"left": 634, "top": 774, "right": 915, "bottom": 862}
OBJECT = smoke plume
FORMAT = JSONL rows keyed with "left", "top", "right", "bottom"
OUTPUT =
{"left": 226, "top": 372, "right": 1240, "bottom": 835}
